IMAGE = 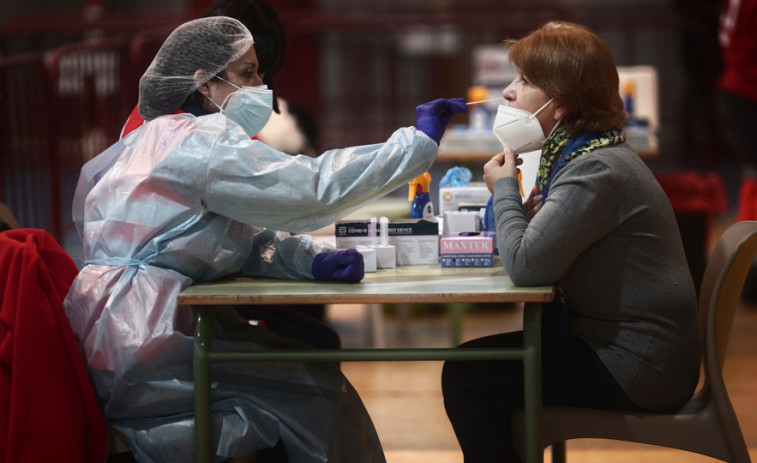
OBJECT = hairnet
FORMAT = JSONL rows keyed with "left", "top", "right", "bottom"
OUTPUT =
{"left": 138, "top": 16, "right": 254, "bottom": 121}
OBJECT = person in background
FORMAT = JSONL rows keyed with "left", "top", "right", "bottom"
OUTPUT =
{"left": 120, "top": 0, "right": 286, "bottom": 137}
{"left": 203, "top": 0, "right": 331, "bottom": 345}
{"left": 441, "top": 21, "right": 700, "bottom": 462}
{"left": 258, "top": 97, "right": 320, "bottom": 157}
{"left": 205, "top": 0, "right": 286, "bottom": 110}
{"left": 64, "top": 16, "right": 466, "bottom": 463}
{"left": 717, "top": 0, "right": 757, "bottom": 300}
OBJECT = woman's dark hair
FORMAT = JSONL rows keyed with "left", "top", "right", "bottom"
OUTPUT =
{"left": 204, "top": 0, "right": 286, "bottom": 113}
{"left": 508, "top": 21, "right": 627, "bottom": 134}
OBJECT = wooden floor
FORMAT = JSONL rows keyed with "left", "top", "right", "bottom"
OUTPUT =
{"left": 328, "top": 217, "right": 757, "bottom": 463}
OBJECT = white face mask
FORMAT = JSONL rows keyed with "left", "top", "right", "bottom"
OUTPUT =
{"left": 210, "top": 77, "right": 273, "bottom": 137}
{"left": 492, "top": 98, "right": 554, "bottom": 153}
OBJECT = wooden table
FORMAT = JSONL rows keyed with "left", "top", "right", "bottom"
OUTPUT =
{"left": 178, "top": 264, "right": 555, "bottom": 463}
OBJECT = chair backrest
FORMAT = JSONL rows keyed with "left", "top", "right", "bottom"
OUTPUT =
{"left": 697, "top": 221, "right": 757, "bottom": 389}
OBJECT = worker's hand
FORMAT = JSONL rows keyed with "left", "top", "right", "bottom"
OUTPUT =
{"left": 415, "top": 98, "right": 468, "bottom": 144}
{"left": 312, "top": 249, "right": 365, "bottom": 283}
{"left": 522, "top": 185, "right": 543, "bottom": 220}
{"left": 483, "top": 149, "right": 521, "bottom": 194}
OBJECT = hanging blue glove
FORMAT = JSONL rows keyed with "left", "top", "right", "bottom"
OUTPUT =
{"left": 312, "top": 249, "right": 365, "bottom": 283}
{"left": 415, "top": 97, "right": 468, "bottom": 144}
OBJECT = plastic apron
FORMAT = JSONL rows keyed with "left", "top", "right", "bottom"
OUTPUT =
{"left": 64, "top": 112, "right": 437, "bottom": 462}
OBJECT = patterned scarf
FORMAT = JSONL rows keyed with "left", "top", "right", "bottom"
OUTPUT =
{"left": 536, "top": 126, "right": 626, "bottom": 197}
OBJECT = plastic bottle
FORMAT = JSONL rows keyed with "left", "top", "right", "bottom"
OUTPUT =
{"left": 483, "top": 195, "right": 499, "bottom": 255}
{"left": 622, "top": 79, "right": 649, "bottom": 132}
{"left": 408, "top": 172, "right": 434, "bottom": 219}
{"left": 467, "top": 85, "right": 492, "bottom": 130}
{"left": 622, "top": 80, "right": 635, "bottom": 118}
{"left": 483, "top": 195, "right": 495, "bottom": 231}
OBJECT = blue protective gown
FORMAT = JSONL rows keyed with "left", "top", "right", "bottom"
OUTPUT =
{"left": 63, "top": 112, "right": 437, "bottom": 462}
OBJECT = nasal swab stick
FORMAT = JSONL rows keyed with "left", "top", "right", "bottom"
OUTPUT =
{"left": 466, "top": 97, "right": 504, "bottom": 106}
{"left": 370, "top": 216, "right": 378, "bottom": 246}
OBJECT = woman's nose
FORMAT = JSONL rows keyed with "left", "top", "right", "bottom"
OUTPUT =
{"left": 502, "top": 86, "right": 514, "bottom": 102}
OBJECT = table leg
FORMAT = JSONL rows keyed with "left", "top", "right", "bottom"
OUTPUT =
{"left": 551, "top": 441, "right": 566, "bottom": 463}
{"left": 448, "top": 302, "right": 464, "bottom": 347}
{"left": 522, "top": 302, "right": 544, "bottom": 463}
{"left": 194, "top": 306, "right": 215, "bottom": 463}
{"left": 368, "top": 303, "right": 385, "bottom": 348}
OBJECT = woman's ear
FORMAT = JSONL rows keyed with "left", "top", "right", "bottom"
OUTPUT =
{"left": 553, "top": 101, "right": 567, "bottom": 122}
{"left": 195, "top": 70, "right": 211, "bottom": 98}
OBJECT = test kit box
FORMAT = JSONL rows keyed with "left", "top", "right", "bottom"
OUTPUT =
{"left": 439, "top": 184, "right": 491, "bottom": 215}
{"left": 354, "top": 246, "right": 377, "bottom": 272}
{"left": 335, "top": 219, "right": 439, "bottom": 265}
{"left": 440, "top": 235, "right": 494, "bottom": 267}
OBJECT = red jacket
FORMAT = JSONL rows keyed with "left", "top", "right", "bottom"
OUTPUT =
{"left": 0, "top": 229, "right": 107, "bottom": 463}
{"left": 120, "top": 104, "right": 186, "bottom": 138}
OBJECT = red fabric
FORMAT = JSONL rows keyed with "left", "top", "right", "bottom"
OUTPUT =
{"left": 120, "top": 104, "right": 147, "bottom": 138}
{"left": 738, "top": 178, "right": 757, "bottom": 221}
{"left": 121, "top": 104, "right": 190, "bottom": 138}
{"left": 718, "top": 0, "right": 757, "bottom": 102}
{"left": 655, "top": 170, "right": 730, "bottom": 216}
{"left": 120, "top": 104, "right": 260, "bottom": 140}
{"left": 0, "top": 229, "right": 108, "bottom": 463}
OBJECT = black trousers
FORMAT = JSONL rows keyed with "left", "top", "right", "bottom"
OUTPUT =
{"left": 235, "top": 305, "right": 340, "bottom": 350}
{"left": 223, "top": 305, "right": 340, "bottom": 463}
{"left": 441, "top": 332, "right": 644, "bottom": 463}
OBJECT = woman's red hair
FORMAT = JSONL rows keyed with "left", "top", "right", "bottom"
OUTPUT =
{"left": 508, "top": 21, "right": 627, "bottom": 134}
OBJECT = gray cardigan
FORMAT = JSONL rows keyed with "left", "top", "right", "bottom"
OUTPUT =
{"left": 493, "top": 143, "right": 700, "bottom": 411}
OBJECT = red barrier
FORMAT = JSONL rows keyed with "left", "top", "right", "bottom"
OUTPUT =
{"left": 655, "top": 170, "right": 729, "bottom": 217}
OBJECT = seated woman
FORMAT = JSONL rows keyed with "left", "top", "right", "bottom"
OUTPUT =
{"left": 442, "top": 21, "right": 700, "bottom": 463}
{"left": 63, "top": 16, "right": 466, "bottom": 463}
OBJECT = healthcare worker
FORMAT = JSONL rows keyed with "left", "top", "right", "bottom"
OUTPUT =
{"left": 63, "top": 16, "right": 467, "bottom": 463}
{"left": 124, "top": 0, "right": 340, "bottom": 357}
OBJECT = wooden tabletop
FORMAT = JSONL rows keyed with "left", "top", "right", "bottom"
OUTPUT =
{"left": 178, "top": 264, "right": 555, "bottom": 306}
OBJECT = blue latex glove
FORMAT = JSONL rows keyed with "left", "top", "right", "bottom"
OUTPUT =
{"left": 312, "top": 249, "right": 365, "bottom": 283}
{"left": 439, "top": 166, "right": 473, "bottom": 188}
{"left": 415, "top": 97, "right": 468, "bottom": 144}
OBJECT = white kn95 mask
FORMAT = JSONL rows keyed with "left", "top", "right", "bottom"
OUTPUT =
{"left": 492, "top": 98, "right": 554, "bottom": 153}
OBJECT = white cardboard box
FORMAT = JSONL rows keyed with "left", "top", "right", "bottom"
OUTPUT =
{"left": 438, "top": 184, "right": 491, "bottom": 215}
{"left": 443, "top": 210, "right": 481, "bottom": 235}
{"left": 354, "top": 246, "right": 377, "bottom": 272}
{"left": 335, "top": 219, "right": 439, "bottom": 265}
